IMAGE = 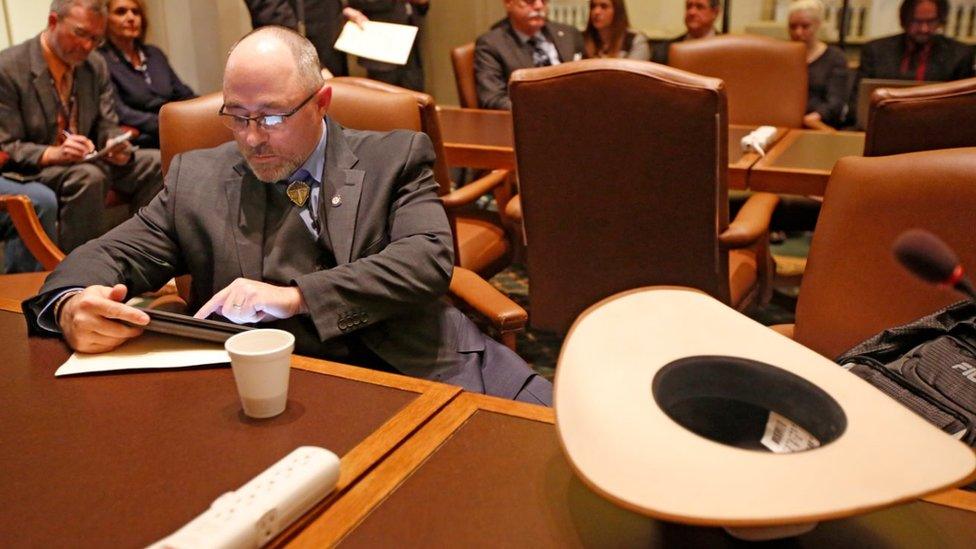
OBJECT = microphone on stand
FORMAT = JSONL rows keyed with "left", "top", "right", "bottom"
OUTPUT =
{"left": 892, "top": 229, "right": 976, "bottom": 301}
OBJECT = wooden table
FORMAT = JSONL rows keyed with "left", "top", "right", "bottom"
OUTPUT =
{"left": 0, "top": 308, "right": 458, "bottom": 548}
{"left": 749, "top": 130, "right": 866, "bottom": 196}
{"left": 0, "top": 271, "right": 47, "bottom": 306}
{"left": 437, "top": 106, "right": 784, "bottom": 187}
{"left": 302, "top": 393, "right": 976, "bottom": 547}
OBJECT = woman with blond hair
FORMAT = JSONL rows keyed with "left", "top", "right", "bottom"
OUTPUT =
{"left": 583, "top": 0, "right": 650, "bottom": 60}
{"left": 788, "top": 0, "right": 849, "bottom": 127}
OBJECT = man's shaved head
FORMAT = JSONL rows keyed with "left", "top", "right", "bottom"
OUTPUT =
{"left": 226, "top": 25, "right": 324, "bottom": 94}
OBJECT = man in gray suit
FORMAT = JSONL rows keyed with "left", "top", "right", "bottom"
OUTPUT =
{"left": 0, "top": 0, "right": 163, "bottom": 252}
{"left": 23, "top": 26, "right": 551, "bottom": 405}
{"left": 475, "top": 0, "right": 584, "bottom": 110}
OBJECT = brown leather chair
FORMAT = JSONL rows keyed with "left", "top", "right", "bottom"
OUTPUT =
{"left": 451, "top": 42, "right": 478, "bottom": 108}
{"left": 330, "top": 76, "right": 513, "bottom": 278}
{"left": 773, "top": 148, "right": 976, "bottom": 359}
{"left": 668, "top": 34, "right": 808, "bottom": 128}
{"left": 158, "top": 80, "right": 528, "bottom": 348}
{"left": 864, "top": 77, "right": 976, "bottom": 157}
{"left": 509, "top": 58, "right": 779, "bottom": 333}
{"left": 0, "top": 194, "right": 64, "bottom": 271}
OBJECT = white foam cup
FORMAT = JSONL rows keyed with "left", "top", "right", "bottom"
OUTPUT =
{"left": 225, "top": 329, "right": 295, "bottom": 419}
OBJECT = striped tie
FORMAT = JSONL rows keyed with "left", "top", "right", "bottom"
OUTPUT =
{"left": 527, "top": 36, "right": 551, "bottom": 68}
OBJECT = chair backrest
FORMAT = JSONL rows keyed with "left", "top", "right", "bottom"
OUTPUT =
{"left": 794, "top": 147, "right": 976, "bottom": 358}
{"left": 451, "top": 42, "right": 478, "bottom": 109}
{"left": 668, "top": 34, "right": 807, "bottom": 128}
{"left": 159, "top": 80, "right": 421, "bottom": 176}
{"left": 510, "top": 58, "right": 730, "bottom": 333}
{"left": 330, "top": 76, "right": 452, "bottom": 193}
{"left": 863, "top": 77, "right": 976, "bottom": 157}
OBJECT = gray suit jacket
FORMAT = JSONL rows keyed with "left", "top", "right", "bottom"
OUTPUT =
{"left": 474, "top": 19, "right": 585, "bottom": 110}
{"left": 0, "top": 35, "right": 121, "bottom": 173}
{"left": 23, "top": 119, "right": 532, "bottom": 398}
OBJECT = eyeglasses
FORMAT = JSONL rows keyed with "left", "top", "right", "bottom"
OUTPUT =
{"left": 908, "top": 17, "right": 941, "bottom": 29}
{"left": 66, "top": 22, "right": 105, "bottom": 47}
{"left": 218, "top": 91, "right": 318, "bottom": 132}
{"left": 516, "top": 0, "right": 549, "bottom": 6}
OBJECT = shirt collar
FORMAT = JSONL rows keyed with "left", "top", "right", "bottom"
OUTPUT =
{"left": 40, "top": 32, "right": 72, "bottom": 86}
{"left": 513, "top": 27, "right": 546, "bottom": 45}
{"left": 295, "top": 120, "right": 328, "bottom": 184}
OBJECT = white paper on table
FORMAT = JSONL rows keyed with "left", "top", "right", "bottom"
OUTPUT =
{"left": 55, "top": 332, "right": 230, "bottom": 377}
{"left": 333, "top": 21, "right": 418, "bottom": 66}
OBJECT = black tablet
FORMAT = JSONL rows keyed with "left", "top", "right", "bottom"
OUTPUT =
{"left": 136, "top": 308, "right": 255, "bottom": 343}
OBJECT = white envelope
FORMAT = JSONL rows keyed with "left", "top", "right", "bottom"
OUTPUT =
{"left": 334, "top": 20, "right": 418, "bottom": 66}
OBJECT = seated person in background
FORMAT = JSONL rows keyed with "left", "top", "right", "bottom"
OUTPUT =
{"left": 100, "top": 0, "right": 196, "bottom": 148}
{"left": 651, "top": 0, "right": 720, "bottom": 64}
{"left": 0, "top": 176, "right": 58, "bottom": 273}
{"left": 0, "top": 0, "right": 163, "bottom": 253}
{"left": 583, "top": 0, "right": 650, "bottom": 60}
{"left": 23, "top": 26, "right": 553, "bottom": 406}
{"left": 858, "top": 0, "right": 975, "bottom": 83}
{"left": 475, "top": 0, "right": 585, "bottom": 110}
{"left": 788, "top": 0, "right": 848, "bottom": 128}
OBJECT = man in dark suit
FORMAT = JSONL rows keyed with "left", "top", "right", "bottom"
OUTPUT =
{"left": 651, "top": 0, "right": 721, "bottom": 64}
{"left": 474, "top": 0, "right": 585, "bottom": 110}
{"left": 0, "top": 0, "right": 163, "bottom": 253}
{"left": 347, "top": 0, "right": 429, "bottom": 91}
{"left": 23, "top": 26, "right": 552, "bottom": 405}
{"left": 243, "top": 0, "right": 350, "bottom": 78}
{"left": 857, "top": 0, "right": 975, "bottom": 82}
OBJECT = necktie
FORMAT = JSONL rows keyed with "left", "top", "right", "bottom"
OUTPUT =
{"left": 282, "top": 168, "right": 320, "bottom": 234}
{"left": 527, "top": 36, "right": 551, "bottom": 68}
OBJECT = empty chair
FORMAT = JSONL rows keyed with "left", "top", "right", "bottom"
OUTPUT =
{"left": 330, "top": 76, "right": 514, "bottom": 278}
{"left": 158, "top": 79, "right": 527, "bottom": 348}
{"left": 451, "top": 42, "right": 478, "bottom": 108}
{"left": 669, "top": 34, "right": 808, "bottom": 128}
{"left": 510, "top": 58, "right": 778, "bottom": 333}
{"left": 864, "top": 77, "right": 976, "bottom": 157}
{"left": 775, "top": 148, "right": 976, "bottom": 358}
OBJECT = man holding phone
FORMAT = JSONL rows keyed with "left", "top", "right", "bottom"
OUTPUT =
{"left": 0, "top": 0, "right": 162, "bottom": 252}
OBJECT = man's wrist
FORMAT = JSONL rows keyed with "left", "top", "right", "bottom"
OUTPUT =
{"left": 53, "top": 290, "right": 82, "bottom": 330}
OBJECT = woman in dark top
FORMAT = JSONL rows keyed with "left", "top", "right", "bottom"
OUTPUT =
{"left": 100, "top": 0, "right": 195, "bottom": 148}
{"left": 788, "top": 0, "right": 849, "bottom": 128}
{"left": 583, "top": 0, "right": 650, "bottom": 60}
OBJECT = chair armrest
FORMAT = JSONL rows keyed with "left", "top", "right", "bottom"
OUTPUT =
{"left": 802, "top": 114, "right": 834, "bottom": 132}
{"left": 504, "top": 194, "right": 522, "bottom": 223}
{"left": 441, "top": 169, "right": 509, "bottom": 210}
{"left": 0, "top": 194, "right": 65, "bottom": 270}
{"left": 449, "top": 266, "right": 527, "bottom": 348}
{"left": 769, "top": 323, "right": 795, "bottom": 339}
{"left": 718, "top": 192, "right": 779, "bottom": 248}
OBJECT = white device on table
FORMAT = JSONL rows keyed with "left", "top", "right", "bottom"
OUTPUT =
{"left": 740, "top": 125, "right": 777, "bottom": 156}
{"left": 149, "top": 446, "right": 341, "bottom": 549}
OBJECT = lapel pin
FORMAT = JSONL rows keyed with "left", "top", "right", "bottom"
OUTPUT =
{"left": 331, "top": 194, "right": 342, "bottom": 207}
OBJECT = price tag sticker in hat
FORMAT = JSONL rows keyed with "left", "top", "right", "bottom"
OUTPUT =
{"left": 761, "top": 411, "right": 821, "bottom": 453}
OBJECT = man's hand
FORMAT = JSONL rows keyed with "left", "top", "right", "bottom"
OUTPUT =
{"left": 193, "top": 278, "right": 308, "bottom": 324}
{"left": 40, "top": 134, "right": 96, "bottom": 166}
{"left": 59, "top": 284, "right": 150, "bottom": 353}
{"left": 103, "top": 143, "right": 133, "bottom": 166}
{"left": 343, "top": 7, "right": 368, "bottom": 28}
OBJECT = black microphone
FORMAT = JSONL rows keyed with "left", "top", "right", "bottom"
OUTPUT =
{"left": 893, "top": 229, "right": 976, "bottom": 301}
